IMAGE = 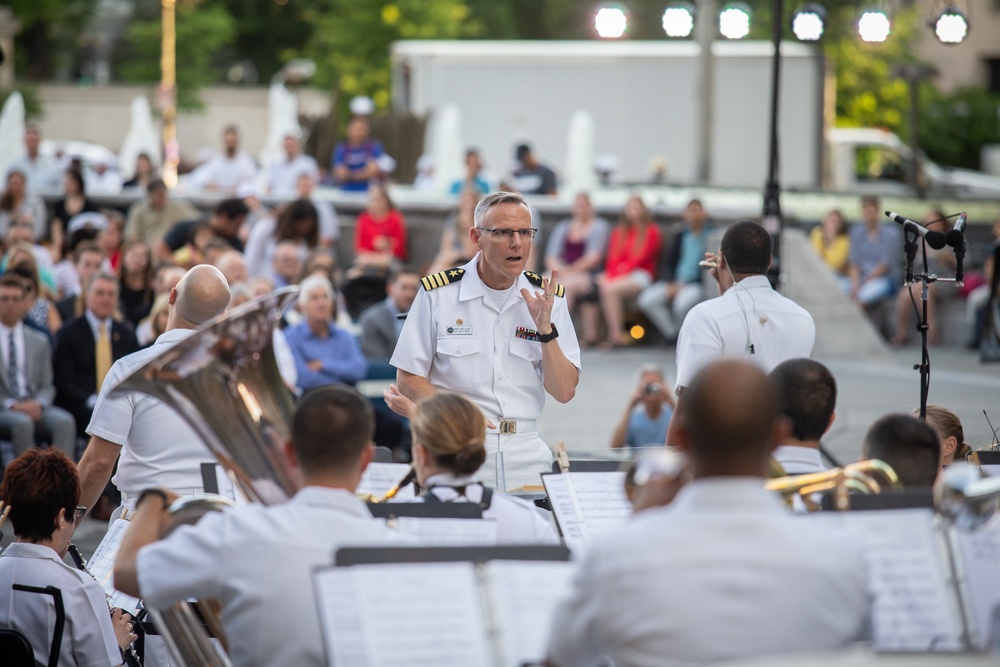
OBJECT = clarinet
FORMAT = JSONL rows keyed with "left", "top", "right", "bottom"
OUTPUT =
{"left": 68, "top": 543, "right": 143, "bottom": 667}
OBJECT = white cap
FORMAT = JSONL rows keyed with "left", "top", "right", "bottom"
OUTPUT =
{"left": 67, "top": 212, "right": 109, "bottom": 234}
{"left": 349, "top": 96, "right": 376, "bottom": 116}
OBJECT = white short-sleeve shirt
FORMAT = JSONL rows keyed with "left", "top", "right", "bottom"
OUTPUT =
{"left": 675, "top": 275, "right": 815, "bottom": 390}
{"left": 0, "top": 543, "right": 121, "bottom": 667}
{"left": 87, "top": 329, "right": 215, "bottom": 495}
{"left": 137, "top": 487, "right": 395, "bottom": 667}
{"left": 390, "top": 253, "right": 582, "bottom": 423}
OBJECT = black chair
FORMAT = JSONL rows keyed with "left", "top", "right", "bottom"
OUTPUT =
{"left": 11, "top": 583, "right": 65, "bottom": 667}
{"left": 0, "top": 628, "right": 34, "bottom": 667}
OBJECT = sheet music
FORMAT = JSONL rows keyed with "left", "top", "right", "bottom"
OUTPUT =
{"left": 542, "top": 474, "right": 586, "bottom": 554}
{"left": 356, "top": 463, "right": 416, "bottom": 501}
{"left": 952, "top": 517, "right": 1000, "bottom": 649}
{"left": 87, "top": 519, "right": 142, "bottom": 615}
{"left": 388, "top": 517, "right": 498, "bottom": 546}
{"left": 314, "top": 563, "right": 492, "bottom": 667}
{"left": 566, "top": 472, "right": 632, "bottom": 543}
{"left": 816, "top": 509, "right": 964, "bottom": 651}
{"left": 487, "top": 560, "right": 577, "bottom": 667}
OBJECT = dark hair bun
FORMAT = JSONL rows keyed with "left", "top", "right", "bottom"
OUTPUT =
{"left": 453, "top": 444, "right": 487, "bottom": 476}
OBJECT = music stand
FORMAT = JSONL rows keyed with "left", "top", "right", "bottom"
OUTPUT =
{"left": 335, "top": 545, "right": 570, "bottom": 566}
{"left": 820, "top": 491, "right": 934, "bottom": 512}
{"left": 550, "top": 460, "right": 622, "bottom": 473}
{"left": 365, "top": 502, "right": 483, "bottom": 520}
{"left": 11, "top": 584, "right": 64, "bottom": 667}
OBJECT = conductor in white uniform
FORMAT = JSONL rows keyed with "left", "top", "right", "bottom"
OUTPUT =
{"left": 76, "top": 265, "right": 232, "bottom": 518}
{"left": 389, "top": 191, "right": 581, "bottom": 490}
{"left": 548, "top": 360, "right": 870, "bottom": 667}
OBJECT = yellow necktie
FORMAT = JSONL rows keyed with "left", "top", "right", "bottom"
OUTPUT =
{"left": 95, "top": 322, "right": 112, "bottom": 392}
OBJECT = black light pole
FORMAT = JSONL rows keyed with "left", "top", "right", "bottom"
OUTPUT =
{"left": 761, "top": 0, "right": 784, "bottom": 289}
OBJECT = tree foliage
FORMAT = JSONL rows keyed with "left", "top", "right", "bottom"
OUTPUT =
{"left": 920, "top": 86, "right": 1000, "bottom": 170}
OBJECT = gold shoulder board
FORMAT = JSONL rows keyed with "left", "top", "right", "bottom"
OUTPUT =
{"left": 523, "top": 271, "right": 566, "bottom": 298}
{"left": 421, "top": 268, "right": 466, "bottom": 291}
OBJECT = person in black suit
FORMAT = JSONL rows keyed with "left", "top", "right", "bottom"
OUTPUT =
{"left": 358, "top": 265, "right": 420, "bottom": 362}
{"left": 54, "top": 272, "right": 139, "bottom": 436}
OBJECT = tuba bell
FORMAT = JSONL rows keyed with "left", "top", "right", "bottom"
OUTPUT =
{"left": 112, "top": 286, "right": 301, "bottom": 666}
{"left": 934, "top": 463, "right": 1000, "bottom": 529}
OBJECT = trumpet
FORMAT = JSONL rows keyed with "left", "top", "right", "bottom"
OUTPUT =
{"left": 766, "top": 459, "right": 901, "bottom": 511}
{"left": 934, "top": 463, "right": 1000, "bottom": 529}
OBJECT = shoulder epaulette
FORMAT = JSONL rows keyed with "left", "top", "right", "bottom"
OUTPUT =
{"left": 523, "top": 271, "right": 565, "bottom": 298}
{"left": 421, "top": 268, "right": 465, "bottom": 291}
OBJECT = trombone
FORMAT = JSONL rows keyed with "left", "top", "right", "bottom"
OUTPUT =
{"left": 766, "top": 459, "right": 901, "bottom": 511}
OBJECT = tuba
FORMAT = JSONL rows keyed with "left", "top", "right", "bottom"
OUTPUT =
{"left": 934, "top": 463, "right": 1000, "bottom": 529}
{"left": 113, "top": 286, "right": 301, "bottom": 666}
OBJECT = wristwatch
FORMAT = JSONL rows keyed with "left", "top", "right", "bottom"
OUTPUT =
{"left": 538, "top": 323, "right": 559, "bottom": 344}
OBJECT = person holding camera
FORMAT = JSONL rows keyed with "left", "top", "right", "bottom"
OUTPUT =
{"left": 611, "top": 364, "right": 676, "bottom": 449}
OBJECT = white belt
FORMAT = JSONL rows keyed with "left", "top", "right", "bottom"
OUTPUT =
{"left": 121, "top": 487, "right": 204, "bottom": 508}
{"left": 493, "top": 419, "right": 538, "bottom": 435}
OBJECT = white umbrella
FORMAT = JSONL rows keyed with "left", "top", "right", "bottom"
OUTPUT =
{"left": 0, "top": 91, "right": 26, "bottom": 179}
{"left": 430, "top": 103, "right": 464, "bottom": 192}
{"left": 563, "top": 109, "right": 597, "bottom": 196}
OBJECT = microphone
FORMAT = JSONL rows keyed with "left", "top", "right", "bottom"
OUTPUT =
{"left": 946, "top": 212, "right": 967, "bottom": 249}
{"left": 884, "top": 211, "right": 947, "bottom": 250}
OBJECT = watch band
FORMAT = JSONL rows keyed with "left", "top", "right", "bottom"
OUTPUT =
{"left": 538, "top": 323, "right": 559, "bottom": 344}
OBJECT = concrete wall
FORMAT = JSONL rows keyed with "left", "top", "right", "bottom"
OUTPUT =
{"left": 31, "top": 84, "right": 331, "bottom": 164}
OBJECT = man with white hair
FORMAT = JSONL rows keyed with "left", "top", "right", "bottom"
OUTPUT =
{"left": 75, "top": 265, "right": 232, "bottom": 518}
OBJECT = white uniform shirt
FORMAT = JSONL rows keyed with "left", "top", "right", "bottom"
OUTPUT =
{"left": 87, "top": 329, "right": 215, "bottom": 497}
{"left": 0, "top": 542, "right": 121, "bottom": 667}
{"left": 416, "top": 472, "right": 559, "bottom": 545}
{"left": 675, "top": 275, "right": 815, "bottom": 390}
{"left": 390, "top": 253, "right": 582, "bottom": 424}
{"left": 137, "top": 487, "right": 394, "bottom": 667}
{"left": 548, "top": 478, "right": 870, "bottom": 667}
{"left": 190, "top": 153, "right": 258, "bottom": 194}
{"left": 266, "top": 154, "right": 320, "bottom": 196}
{"left": 773, "top": 445, "right": 826, "bottom": 475}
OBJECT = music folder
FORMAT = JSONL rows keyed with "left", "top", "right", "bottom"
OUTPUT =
{"left": 314, "top": 546, "right": 574, "bottom": 667}
{"left": 541, "top": 471, "right": 632, "bottom": 555}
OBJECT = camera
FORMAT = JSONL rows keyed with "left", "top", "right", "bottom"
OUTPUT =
{"left": 643, "top": 382, "right": 663, "bottom": 395}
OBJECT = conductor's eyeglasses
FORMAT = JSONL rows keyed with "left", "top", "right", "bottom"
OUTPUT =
{"left": 74, "top": 505, "right": 87, "bottom": 520}
{"left": 476, "top": 227, "right": 538, "bottom": 240}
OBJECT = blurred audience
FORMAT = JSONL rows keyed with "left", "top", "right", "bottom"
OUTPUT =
{"left": 125, "top": 178, "right": 199, "bottom": 243}
{"left": 244, "top": 199, "right": 320, "bottom": 279}
{"left": 428, "top": 186, "right": 480, "bottom": 275}
{"left": 0, "top": 169, "right": 48, "bottom": 242}
{"left": 810, "top": 209, "right": 851, "bottom": 283}
{"left": 351, "top": 184, "right": 407, "bottom": 275}
{"left": 610, "top": 364, "right": 675, "bottom": 449}
{"left": 358, "top": 266, "right": 419, "bottom": 362}
{"left": 116, "top": 241, "right": 155, "bottom": 327}
{"left": 189, "top": 125, "right": 259, "bottom": 194}
{"left": 122, "top": 152, "right": 157, "bottom": 190}
{"left": 332, "top": 115, "right": 383, "bottom": 192}
{"left": 51, "top": 170, "right": 99, "bottom": 253}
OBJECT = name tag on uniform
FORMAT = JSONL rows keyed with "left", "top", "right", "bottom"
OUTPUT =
{"left": 446, "top": 325, "right": 473, "bottom": 335}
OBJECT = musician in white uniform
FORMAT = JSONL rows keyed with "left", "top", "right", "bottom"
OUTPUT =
{"left": 114, "top": 385, "right": 395, "bottom": 667}
{"left": 0, "top": 449, "right": 135, "bottom": 667}
{"left": 407, "top": 392, "right": 558, "bottom": 544}
{"left": 389, "top": 191, "right": 581, "bottom": 490}
{"left": 548, "top": 361, "right": 870, "bottom": 667}
{"left": 768, "top": 358, "right": 837, "bottom": 475}
{"left": 76, "top": 265, "right": 231, "bottom": 518}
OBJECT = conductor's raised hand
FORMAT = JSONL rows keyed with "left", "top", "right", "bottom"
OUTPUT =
{"left": 520, "top": 267, "right": 558, "bottom": 334}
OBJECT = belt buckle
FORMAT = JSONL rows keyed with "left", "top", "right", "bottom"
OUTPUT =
{"left": 499, "top": 419, "right": 517, "bottom": 434}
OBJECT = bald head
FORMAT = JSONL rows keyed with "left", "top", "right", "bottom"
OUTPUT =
{"left": 168, "top": 265, "right": 231, "bottom": 330}
{"left": 676, "top": 360, "right": 785, "bottom": 477}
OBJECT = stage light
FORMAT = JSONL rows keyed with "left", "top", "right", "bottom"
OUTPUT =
{"left": 933, "top": 5, "right": 968, "bottom": 44}
{"left": 662, "top": 3, "right": 696, "bottom": 38}
{"left": 858, "top": 10, "right": 891, "bottom": 42}
{"left": 719, "top": 2, "right": 752, "bottom": 39}
{"left": 595, "top": 6, "right": 628, "bottom": 39}
{"left": 791, "top": 3, "right": 826, "bottom": 41}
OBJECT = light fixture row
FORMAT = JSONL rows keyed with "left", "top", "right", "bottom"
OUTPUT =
{"left": 594, "top": 2, "right": 969, "bottom": 44}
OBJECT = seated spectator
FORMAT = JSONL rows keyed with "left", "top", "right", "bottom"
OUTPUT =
{"left": 611, "top": 364, "right": 675, "bottom": 449}
{"left": 637, "top": 199, "right": 710, "bottom": 344}
{"left": 297, "top": 248, "right": 339, "bottom": 287}
{"left": 0, "top": 169, "right": 48, "bottom": 242}
{"left": 55, "top": 242, "right": 105, "bottom": 323}
{"left": 548, "top": 360, "right": 870, "bottom": 667}
{"left": 860, "top": 413, "right": 941, "bottom": 488}
{"left": 449, "top": 148, "right": 494, "bottom": 195}
{"left": 295, "top": 171, "right": 340, "bottom": 248}
{"left": 285, "top": 275, "right": 367, "bottom": 392}
{"left": 54, "top": 273, "right": 139, "bottom": 436}
{"left": 358, "top": 266, "right": 419, "bottom": 362}
{"left": 769, "top": 358, "right": 837, "bottom": 475}
{"left": 125, "top": 178, "right": 198, "bottom": 244}
{"left": 543, "top": 192, "right": 611, "bottom": 344}
{"left": 332, "top": 115, "right": 383, "bottom": 192}
{"left": 229, "top": 283, "right": 297, "bottom": 391}
{"left": 810, "top": 209, "right": 851, "bottom": 283}
{"left": 271, "top": 240, "right": 304, "bottom": 289}
{"left": 244, "top": 199, "right": 319, "bottom": 280}
{"left": 116, "top": 241, "right": 155, "bottom": 327}
{"left": 122, "top": 152, "right": 157, "bottom": 190}
{"left": 101, "top": 212, "right": 124, "bottom": 270}
{"left": 215, "top": 250, "right": 249, "bottom": 287}
{"left": 161, "top": 198, "right": 249, "bottom": 263}
{"left": 427, "top": 186, "right": 480, "bottom": 275}
{"left": 892, "top": 208, "right": 953, "bottom": 346}
{"left": 410, "top": 392, "right": 559, "bottom": 544}
{"left": 3, "top": 217, "right": 54, "bottom": 281}
{"left": 0, "top": 448, "right": 136, "bottom": 664}
{"left": 351, "top": 184, "right": 407, "bottom": 275}
{"left": 585, "top": 195, "right": 662, "bottom": 348}
{"left": 511, "top": 143, "right": 557, "bottom": 195}
{"left": 51, "top": 170, "right": 99, "bottom": 253}
{"left": 172, "top": 220, "right": 217, "bottom": 269}
{"left": 136, "top": 292, "right": 170, "bottom": 347}
{"left": 0, "top": 274, "right": 76, "bottom": 460}
{"left": 189, "top": 124, "right": 259, "bottom": 194}
{"left": 845, "top": 196, "right": 902, "bottom": 335}
{"left": 967, "top": 214, "right": 1000, "bottom": 349}
{"left": 5, "top": 244, "right": 61, "bottom": 336}
{"left": 267, "top": 132, "right": 320, "bottom": 196}
{"left": 85, "top": 156, "right": 123, "bottom": 195}
{"left": 7, "top": 127, "right": 62, "bottom": 194}
{"left": 917, "top": 405, "right": 971, "bottom": 467}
